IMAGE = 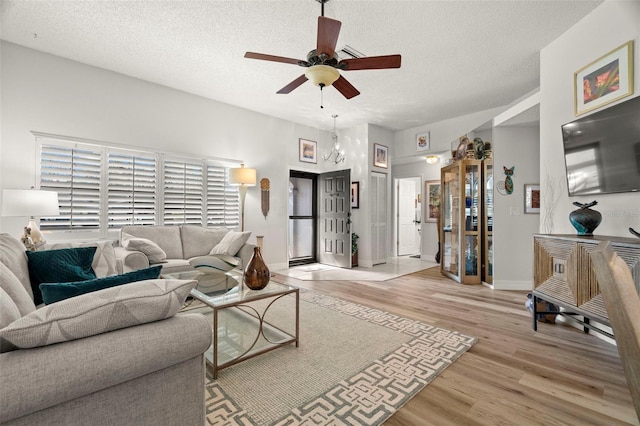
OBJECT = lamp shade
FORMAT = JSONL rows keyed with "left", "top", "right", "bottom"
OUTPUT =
{"left": 229, "top": 164, "right": 257, "bottom": 186}
{"left": 305, "top": 65, "right": 340, "bottom": 87}
{"left": 1, "top": 189, "right": 60, "bottom": 217}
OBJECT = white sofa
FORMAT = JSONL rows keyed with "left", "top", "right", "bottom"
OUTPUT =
{"left": 0, "top": 233, "right": 212, "bottom": 425}
{"left": 115, "top": 225, "right": 254, "bottom": 275}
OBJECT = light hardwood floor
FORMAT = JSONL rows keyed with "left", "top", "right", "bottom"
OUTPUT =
{"left": 272, "top": 267, "right": 639, "bottom": 425}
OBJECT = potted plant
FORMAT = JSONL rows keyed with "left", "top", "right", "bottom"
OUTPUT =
{"left": 351, "top": 233, "right": 359, "bottom": 267}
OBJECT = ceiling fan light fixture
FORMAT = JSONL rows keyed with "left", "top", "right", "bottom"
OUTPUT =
{"left": 426, "top": 155, "right": 439, "bottom": 164}
{"left": 305, "top": 65, "right": 340, "bottom": 88}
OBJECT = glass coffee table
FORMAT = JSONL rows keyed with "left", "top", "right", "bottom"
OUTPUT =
{"left": 164, "top": 269, "right": 299, "bottom": 378}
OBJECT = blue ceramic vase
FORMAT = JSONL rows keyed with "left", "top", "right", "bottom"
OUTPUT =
{"left": 569, "top": 201, "right": 602, "bottom": 236}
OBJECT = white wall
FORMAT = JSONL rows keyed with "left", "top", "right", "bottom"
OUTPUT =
{"left": 540, "top": 1, "right": 640, "bottom": 237}
{"left": 0, "top": 42, "right": 343, "bottom": 270}
{"left": 492, "top": 125, "right": 540, "bottom": 290}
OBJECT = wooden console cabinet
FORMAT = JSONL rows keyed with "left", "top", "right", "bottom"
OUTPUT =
{"left": 533, "top": 234, "right": 640, "bottom": 336}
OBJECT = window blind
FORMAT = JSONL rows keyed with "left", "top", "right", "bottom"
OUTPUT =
{"left": 40, "top": 144, "right": 102, "bottom": 230}
{"left": 107, "top": 151, "right": 157, "bottom": 227}
{"left": 207, "top": 164, "right": 239, "bottom": 228}
{"left": 163, "top": 159, "right": 205, "bottom": 225}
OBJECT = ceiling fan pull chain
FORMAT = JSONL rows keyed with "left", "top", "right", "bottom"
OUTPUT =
{"left": 320, "top": 86, "right": 324, "bottom": 109}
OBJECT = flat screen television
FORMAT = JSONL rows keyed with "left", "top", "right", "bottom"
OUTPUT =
{"left": 561, "top": 95, "right": 640, "bottom": 196}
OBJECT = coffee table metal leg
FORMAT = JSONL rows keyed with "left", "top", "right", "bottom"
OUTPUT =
{"left": 213, "top": 308, "right": 219, "bottom": 379}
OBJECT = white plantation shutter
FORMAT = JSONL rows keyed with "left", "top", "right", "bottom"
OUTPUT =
{"left": 39, "top": 144, "right": 102, "bottom": 230}
{"left": 163, "top": 159, "right": 205, "bottom": 225}
{"left": 36, "top": 135, "right": 240, "bottom": 234}
{"left": 207, "top": 164, "right": 239, "bottom": 227}
{"left": 107, "top": 151, "right": 157, "bottom": 227}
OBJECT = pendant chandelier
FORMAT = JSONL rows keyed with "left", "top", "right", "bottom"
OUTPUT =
{"left": 323, "top": 114, "right": 345, "bottom": 164}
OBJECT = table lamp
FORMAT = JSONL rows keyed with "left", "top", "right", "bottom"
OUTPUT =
{"left": 2, "top": 188, "right": 60, "bottom": 249}
{"left": 228, "top": 164, "right": 256, "bottom": 232}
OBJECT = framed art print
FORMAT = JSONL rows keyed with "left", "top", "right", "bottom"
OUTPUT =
{"left": 425, "top": 180, "right": 441, "bottom": 222}
{"left": 574, "top": 40, "right": 634, "bottom": 116}
{"left": 351, "top": 181, "right": 360, "bottom": 209}
{"left": 416, "top": 132, "right": 430, "bottom": 152}
{"left": 299, "top": 138, "right": 317, "bottom": 163}
{"left": 524, "top": 184, "right": 540, "bottom": 214}
{"left": 373, "top": 143, "right": 388, "bottom": 169}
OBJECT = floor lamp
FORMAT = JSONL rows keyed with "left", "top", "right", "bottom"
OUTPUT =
{"left": 1, "top": 188, "right": 60, "bottom": 249}
{"left": 229, "top": 164, "right": 256, "bottom": 232}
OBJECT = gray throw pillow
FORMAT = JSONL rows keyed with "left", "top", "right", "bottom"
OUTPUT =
{"left": 0, "top": 279, "right": 196, "bottom": 351}
{"left": 0, "top": 262, "right": 36, "bottom": 316}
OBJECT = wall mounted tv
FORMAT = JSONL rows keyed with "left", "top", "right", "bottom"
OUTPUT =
{"left": 561, "top": 95, "right": 640, "bottom": 196}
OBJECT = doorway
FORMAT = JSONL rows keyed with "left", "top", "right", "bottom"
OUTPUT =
{"left": 395, "top": 176, "right": 421, "bottom": 256}
{"left": 288, "top": 169, "right": 352, "bottom": 268}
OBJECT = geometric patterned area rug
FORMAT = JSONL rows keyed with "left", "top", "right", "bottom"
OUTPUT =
{"left": 203, "top": 290, "right": 477, "bottom": 425}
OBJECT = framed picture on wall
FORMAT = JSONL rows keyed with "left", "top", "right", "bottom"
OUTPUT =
{"left": 425, "top": 180, "right": 441, "bottom": 222}
{"left": 416, "top": 132, "right": 430, "bottom": 152}
{"left": 351, "top": 181, "right": 360, "bottom": 208}
{"left": 574, "top": 40, "right": 634, "bottom": 116}
{"left": 373, "top": 143, "right": 388, "bottom": 168}
{"left": 524, "top": 184, "right": 540, "bottom": 214}
{"left": 299, "top": 138, "right": 317, "bottom": 163}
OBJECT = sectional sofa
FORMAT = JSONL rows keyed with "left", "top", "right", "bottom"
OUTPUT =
{"left": 0, "top": 233, "right": 212, "bottom": 425}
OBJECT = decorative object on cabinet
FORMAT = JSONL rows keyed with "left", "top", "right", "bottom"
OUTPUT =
{"left": 260, "top": 178, "right": 270, "bottom": 219}
{"left": 455, "top": 136, "right": 469, "bottom": 160}
{"left": 631, "top": 227, "right": 640, "bottom": 239}
{"left": 524, "top": 184, "right": 541, "bottom": 214}
{"left": 350, "top": 181, "right": 359, "bottom": 209}
{"left": 373, "top": 143, "right": 388, "bottom": 168}
{"left": 425, "top": 180, "right": 440, "bottom": 223}
{"left": 569, "top": 200, "right": 602, "bottom": 236}
{"left": 574, "top": 40, "right": 634, "bottom": 116}
{"left": 299, "top": 138, "right": 317, "bottom": 163}
{"left": 532, "top": 234, "right": 640, "bottom": 338}
{"left": 440, "top": 158, "right": 490, "bottom": 284}
{"left": 416, "top": 132, "right": 430, "bottom": 152}
{"left": 483, "top": 141, "right": 492, "bottom": 159}
{"left": 472, "top": 138, "right": 485, "bottom": 159}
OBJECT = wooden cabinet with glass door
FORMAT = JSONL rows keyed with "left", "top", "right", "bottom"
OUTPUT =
{"left": 482, "top": 160, "right": 493, "bottom": 284}
{"left": 440, "top": 159, "right": 483, "bottom": 284}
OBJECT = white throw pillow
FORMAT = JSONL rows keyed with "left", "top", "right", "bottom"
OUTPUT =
{"left": 0, "top": 279, "right": 196, "bottom": 351}
{"left": 122, "top": 233, "right": 167, "bottom": 264}
{"left": 209, "top": 231, "right": 251, "bottom": 256}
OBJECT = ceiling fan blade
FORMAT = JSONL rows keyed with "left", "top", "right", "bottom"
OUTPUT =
{"left": 340, "top": 54, "right": 402, "bottom": 71}
{"left": 277, "top": 75, "right": 308, "bottom": 94}
{"left": 245, "top": 52, "right": 303, "bottom": 65}
{"left": 333, "top": 75, "right": 360, "bottom": 99}
{"left": 317, "top": 16, "right": 341, "bottom": 58}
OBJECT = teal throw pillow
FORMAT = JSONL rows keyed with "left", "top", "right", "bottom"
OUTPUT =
{"left": 40, "top": 265, "right": 163, "bottom": 305}
{"left": 27, "top": 247, "right": 98, "bottom": 305}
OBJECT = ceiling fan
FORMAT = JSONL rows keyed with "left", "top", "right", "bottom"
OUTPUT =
{"left": 244, "top": 0, "right": 401, "bottom": 101}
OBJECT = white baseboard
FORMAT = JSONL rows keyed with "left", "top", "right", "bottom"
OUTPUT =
{"left": 492, "top": 280, "right": 532, "bottom": 291}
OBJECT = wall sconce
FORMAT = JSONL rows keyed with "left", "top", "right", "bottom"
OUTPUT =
{"left": 322, "top": 114, "right": 345, "bottom": 164}
{"left": 229, "top": 164, "right": 256, "bottom": 232}
{"left": 426, "top": 155, "right": 439, "bottom": 164}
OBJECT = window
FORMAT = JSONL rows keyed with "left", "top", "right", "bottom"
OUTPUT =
{"left": 37, "top": 134, "right": 239, "bottom": 233}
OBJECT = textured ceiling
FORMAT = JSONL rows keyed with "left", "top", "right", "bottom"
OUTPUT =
{"left": 0, "top": 0, "right": 602, "bottom": 132}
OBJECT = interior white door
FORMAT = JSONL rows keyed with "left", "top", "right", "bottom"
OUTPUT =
{"left": 371, "top": 172, "right": 387, "bottom": 265}
{"left": 397, "top": 178, "right": 419, "bottom": 256}
{"left": 318, "top": 169, "right": 351, "bottom": 268}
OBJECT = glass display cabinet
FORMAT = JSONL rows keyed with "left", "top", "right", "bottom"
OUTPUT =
{"left": 483, "top": 160, "right": 493, "bottom": 284}
{"left": 440, "top": 159, "right": 483, "bottom": 284}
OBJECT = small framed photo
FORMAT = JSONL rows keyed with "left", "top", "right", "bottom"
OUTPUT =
{"left": 574, "top": 40, "right": 634, "bottom": 116}
{"left": 524, "top": 184, "right": 540, "bottom": 214}
{"left": 425, "top": 180, "right": 441, "bottom": 222}
{"left": 351, "top": 181, "right": 360, "bottom": 209}
{"left": 373, "top": 143, "right": 388, "bottom": 169}
{"left": 416, "top": 132, "right": 430, "bottom": 152}
{"left": 299, "top": 138, "right": 317, "bottom": 163}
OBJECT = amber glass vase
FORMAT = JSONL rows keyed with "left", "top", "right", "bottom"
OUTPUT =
{"left": 244, "top": 242, "right": 270, "bottom": 290}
